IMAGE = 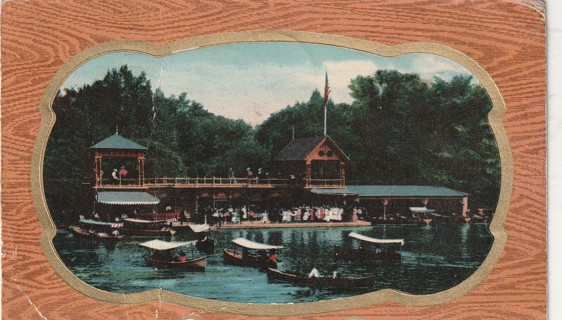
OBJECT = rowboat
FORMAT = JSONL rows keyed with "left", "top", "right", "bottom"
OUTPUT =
{"left": 334, "top": 232, "right": 404, "bottom": 260}
{"left": 69, "top": 219, "right": 124, "bottom": 241}
{"left": 119, "top": 218, "right": 176, "bottom": 237}
{"left": 267, "top": 268, "right": 375, "bottom": 289}
{"left": 223, "top": 238, "right": 283, "bottom": 269}
{"left": 139, "top": 239, "right": 205, "bottom": 270}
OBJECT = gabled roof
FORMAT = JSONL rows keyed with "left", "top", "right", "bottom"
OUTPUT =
{"left": 274, "top": 135, "right": 350, "bottom": 161}
{"left": 347, "top": 185, "right": 468, "bottom": 198}
{"left": 90, "top": 134, "right": 147, "bottom": 150}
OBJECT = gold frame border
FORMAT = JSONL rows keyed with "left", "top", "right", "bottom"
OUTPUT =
{"left": 32, "top": 30, "right": 512, "bottom": 316}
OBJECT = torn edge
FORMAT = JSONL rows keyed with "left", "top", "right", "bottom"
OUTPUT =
{"left": 516, "top": 0, "right": 546, "bottom": 20}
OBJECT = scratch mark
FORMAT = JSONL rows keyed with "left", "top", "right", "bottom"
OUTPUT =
{"left": 12, "top": 245, "right": 17, "bottom": 260}
{"left": 17, "top": 285, "right": 48, "bottom": 320}
{"left": 151, "top": 64, "right": 166, "bottom": 127}
{"left": 155, "top": 288, "right": 162, "bottom": 320}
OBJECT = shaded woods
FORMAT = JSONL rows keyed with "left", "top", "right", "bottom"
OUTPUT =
{"left": 44, "top": 66, "right": 500, "bottom": 218}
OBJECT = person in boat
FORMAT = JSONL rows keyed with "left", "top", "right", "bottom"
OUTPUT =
{"left": 266, "top": 249, "right": 278, "bottom": 269}
{"left": 257, "top": 250, "right": 267, "bottom": 264}
{"left": 308, "top": 264, "right": 320, "bottom": 278}
{"left": 332, "top": 264, "right": 339, "bottom": 279}
{"left": 177, "top": 251, "right": 187, "bottom": 263}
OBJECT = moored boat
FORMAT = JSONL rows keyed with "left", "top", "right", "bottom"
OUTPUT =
{"left": 267, "top": 268, "right": 375, "bottom": 289}
{"left": 223, "top": 238, "right": 283, "bottom": 269}
{"left": 334, "top": 232, "right": 403, "bottom": 260}
{"left": 119, "top": 218, "right": 176, "bottom": 236}
{"left": 69, "top": 219, "right": 125, "bottom": 241}
{"left": 139, "top": 239, "right": 205, "bottom": 270}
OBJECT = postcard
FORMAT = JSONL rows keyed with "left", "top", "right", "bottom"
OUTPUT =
{"left": 1, "top": 1, "right": 546, "bottom": 318}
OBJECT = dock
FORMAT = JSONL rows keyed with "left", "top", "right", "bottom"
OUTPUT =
{"left": 217, "top": 220, "right": 370, "bottom": 229}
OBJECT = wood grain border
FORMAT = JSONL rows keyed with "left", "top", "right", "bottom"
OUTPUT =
{"left": 1, "top": 1, "right": 545, "bottom": 319}
{"left": 31, "top": 31, "right": 512, "bottom": 317}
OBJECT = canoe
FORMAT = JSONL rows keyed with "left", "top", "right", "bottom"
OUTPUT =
{"left": 69, "top": 225, "right": 124, "bottom": 241}
{"left": 119, "top": 218, "right": 176, "bottom": 237}
{"left": 267, "top": 268, "right": 375, "bottom": 289}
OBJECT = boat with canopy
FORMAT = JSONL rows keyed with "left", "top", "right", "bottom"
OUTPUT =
{"left": 333, "top": 232, "right": 404, "bottom": 260}
{"left": 267, "top": 268, "right": 375, "bottom": 289}
{"left": 223, "top": 238, "right": 283, "bottom": 269}
{"left": 139, "top": 239, "right": 205, "bottom": 270}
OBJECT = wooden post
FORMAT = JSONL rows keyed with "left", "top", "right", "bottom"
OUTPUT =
{"left": 305, "top": 161, "right": 312, "bottom": 187}
{"left": 194, "top": 192, "right": 199, "bottom": 214}
{"left": 461, "top": 196, "right": 469, "bottom": 217}
{"left": 94, "top": 155, "right": 102, "bottom": 187}
{"left": 339, "top": 161, "right": 345, "bottom": 187}
{"left": 382, "top": 198, "right": 389, "bottom": 220}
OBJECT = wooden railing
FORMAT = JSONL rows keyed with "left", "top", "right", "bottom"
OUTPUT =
{"left": 95, "top": 177, "right": 344, "bottom": 189}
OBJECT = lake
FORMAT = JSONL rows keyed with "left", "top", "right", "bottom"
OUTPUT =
{"left": 53, "top": 222, "right": 493, "bottom": 303}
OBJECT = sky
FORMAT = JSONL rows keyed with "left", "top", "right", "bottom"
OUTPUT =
{"left": 61, "top": 42, "right": 475, "bottom": 126}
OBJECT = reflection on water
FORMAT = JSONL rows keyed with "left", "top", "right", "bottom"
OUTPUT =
{"left": 54, "top": 223, "right": 493, "bottom": 303}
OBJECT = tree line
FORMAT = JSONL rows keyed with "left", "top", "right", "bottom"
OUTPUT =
{"left": 44, "top": 65, "right": 500, "bottom": 218}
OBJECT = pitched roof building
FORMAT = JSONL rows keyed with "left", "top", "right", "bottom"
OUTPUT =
{"left": 273, "top": 135, "right": 349, "bottom": 188}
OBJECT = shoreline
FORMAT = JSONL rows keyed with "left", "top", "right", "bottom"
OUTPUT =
{"left": 216, "top": 220, "right": 371, "bottom": 229}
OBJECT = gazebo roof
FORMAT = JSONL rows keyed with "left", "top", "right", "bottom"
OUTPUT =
{"left": 274, "top": 135, "right": 349, "bottom": 161}
{"left": 90, "top": 133, "right": 147, "bottom": 151}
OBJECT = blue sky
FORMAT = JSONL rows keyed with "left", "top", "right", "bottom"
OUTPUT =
{"left": 61, "top": 42, "right": 474, "bottom": 125}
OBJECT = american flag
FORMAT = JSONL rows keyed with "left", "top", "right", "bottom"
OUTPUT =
{"left": 323, "top": 71, "right": 331, "bottom": 105}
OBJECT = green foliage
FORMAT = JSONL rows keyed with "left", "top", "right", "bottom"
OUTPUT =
{"left": 44, "top": 66, "right": 266, "bottom": 216}
{"left": 257, "top": 70, "right": 500, "bottom": 208}
{"left": 45, "top": 65, "right": 500, "bottom": 217}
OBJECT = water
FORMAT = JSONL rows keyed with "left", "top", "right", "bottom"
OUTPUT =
{"left": 53, "top": 223, "right": 493, "bottom": 303}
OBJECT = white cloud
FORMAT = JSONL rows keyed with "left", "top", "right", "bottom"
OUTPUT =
{"left": 410, "top": 55, "right": 470, "bottom": 79}
{"left": 320, "top": 60, "right": 379, "bottom": 103}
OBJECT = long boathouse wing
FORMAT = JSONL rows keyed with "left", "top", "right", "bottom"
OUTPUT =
{"left": 346, "top": 185, "right": 470, "bottom": 219}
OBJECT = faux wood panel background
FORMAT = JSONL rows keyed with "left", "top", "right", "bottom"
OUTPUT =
{"left": 1, "top": 0, "right": 545, "bottom": 319}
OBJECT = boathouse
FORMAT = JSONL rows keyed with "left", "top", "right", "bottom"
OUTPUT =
{"left": 86, "top": 133, "right": 471, "bottom": 218}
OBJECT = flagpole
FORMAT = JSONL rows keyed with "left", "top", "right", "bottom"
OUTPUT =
{"left": 324, "top": 100, "right": 327, "bottom": 136}
{"left": 323, "top": 71, "right": 330, "bottom": 137}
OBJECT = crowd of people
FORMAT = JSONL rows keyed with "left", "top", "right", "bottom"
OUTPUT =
{"left": 193, "top": 203, "right": 366, "bottom": 225}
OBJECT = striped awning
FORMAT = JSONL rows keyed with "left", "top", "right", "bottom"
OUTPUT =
{"left": 97, "top": 191, "right": 160, "bottom": 205}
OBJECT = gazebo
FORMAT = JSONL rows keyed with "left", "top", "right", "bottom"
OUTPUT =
{"left": 90, "top": 133, "right": 147, "bottom": 188}
{"left": 273, "top": 136, "right": 349, "bottom": 188}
